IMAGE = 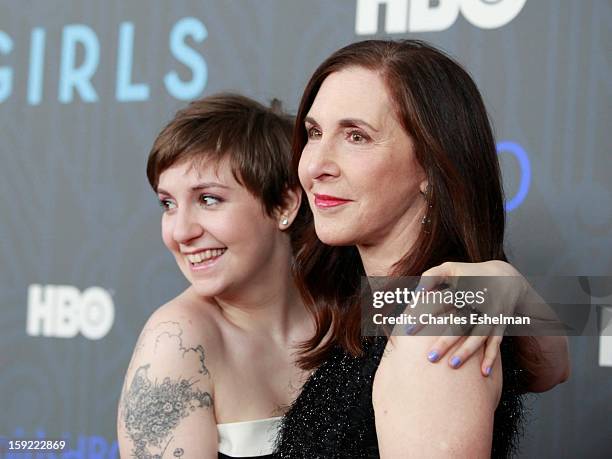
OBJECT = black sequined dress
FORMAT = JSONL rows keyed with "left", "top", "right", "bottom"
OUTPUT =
{"left": 274, "top": 336, "right": 524, "bottom": 458}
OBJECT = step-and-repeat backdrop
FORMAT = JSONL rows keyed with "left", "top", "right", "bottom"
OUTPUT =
{"left": 1, "top": 1, "right": 610, "bottom": 457}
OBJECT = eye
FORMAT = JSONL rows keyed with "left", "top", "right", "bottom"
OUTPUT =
{"left": 158, "top": 199, "right": 176, "bottom": 212}
{"left": 347, "top": 130, "right": 369, "bottom": 144}
{"left": 199, "top": 194, "right": 222, "bottom": 207}
{"left": 306, "top": 125, "right": 322, "bottom": 140}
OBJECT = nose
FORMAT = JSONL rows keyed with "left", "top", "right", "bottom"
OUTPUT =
{"left": 302, "top": 139, "right": 341, "bottom": 183}
{"left": 172, "top": 207, "right": 203, "bottom": 244}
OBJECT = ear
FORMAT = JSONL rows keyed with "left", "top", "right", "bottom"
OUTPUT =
{"left": 419, "top": 179, "right": 429, "bottom": 196}
{"left": 276, "top": 186, "right": 302, "bottom": 230}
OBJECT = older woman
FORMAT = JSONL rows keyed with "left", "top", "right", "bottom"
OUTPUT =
{"left": 276, "top": 40, "right": 568, "bottom": 458}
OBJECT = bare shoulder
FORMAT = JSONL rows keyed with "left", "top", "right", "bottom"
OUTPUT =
{"left": 377, "top": 334, "right": 502, "bottom": 402}
{"left": 133, "top": 289, "right": 223, "bottom": 362}
{"left": 117, "top": 289, "right": 221, "bottom": 457}
{"left": 373, "top": 335, "right": 502, "bottom": 457}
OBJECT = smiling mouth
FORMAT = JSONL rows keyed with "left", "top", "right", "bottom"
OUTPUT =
{"left": 314, "top": 194, "right": 351, "bottom": 208}
{"left": 186, "top": 248, "right": 227, "bottom": 266}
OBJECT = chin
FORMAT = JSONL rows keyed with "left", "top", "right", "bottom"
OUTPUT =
{"left": 190, "top": 281, "right": 226, "bottom": 299}
{"left": 314, "top": 223, "right": 357, "bottom": 247}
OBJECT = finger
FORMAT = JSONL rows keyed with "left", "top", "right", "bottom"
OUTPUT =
{"left": 416, "top": 262, "right": 453, "bottom": 291}
{"left": 427, "top": 333, "right": 464, "bottom": 363}
{"left": 423, "top": 307, "right": 475, "bottom": 362}
{"left": 420, "top": 262, "right": 450, "bottom": 278}
{"left": 480, "top": 324, "right": 505, "bottom": 375}
{"left": 415, "top": 273, "right": 444, "bottom": 293}
{"left": 449, "top": 325, "right": 503, "bottom": 376}
{"left": 481, "top": 335, "right": 503, "bottom": 377}
{"left": 411, "top": 293, "right": 456, "bottom": 318}
{"left": 446, "top": 335, "right": 488, "bottom": 369}
{"left": 401, "top": 320, "right": 425, "bottom": 336}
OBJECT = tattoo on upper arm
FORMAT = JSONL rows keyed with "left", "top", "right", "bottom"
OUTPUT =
{"left": 153, "top": 322, "right": 209, "bottom": 376}
{"left": 119, "top": 321, "right": 213, "bottom": 458}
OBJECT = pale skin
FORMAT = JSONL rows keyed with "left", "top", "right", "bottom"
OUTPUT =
{"left": 419, "top": 261, "right": 570, "bottom": 392}
{"left": 299, "top": 66, "right": 569, "bottom": 456}
{"left": 117, "top": 159, "right": 312, "bottom": 458}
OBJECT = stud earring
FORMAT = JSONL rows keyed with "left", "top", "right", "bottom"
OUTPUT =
{"left": 281, "top": 216, "right": 289, "bottom": 225}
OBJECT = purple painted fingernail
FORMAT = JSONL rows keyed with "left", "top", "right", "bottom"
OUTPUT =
{"left": 450, "top": 356, "right": 462, "bottom": 368}
{"left": 405, "top": 324, "right": 416, "bottom": 335}
{"left": 427, "top": 350, "right": 440, "bottom": 362}
{"left": 485, "top": 366, "right": 492, "bottom": 376}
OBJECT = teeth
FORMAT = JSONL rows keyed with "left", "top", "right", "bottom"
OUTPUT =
{"left": 186, "top": 249, "right": 226, "bottom": 264}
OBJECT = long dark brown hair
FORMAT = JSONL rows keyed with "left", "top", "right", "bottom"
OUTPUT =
{"left": 292, "top": 40, "right": 508, "bottom": 369}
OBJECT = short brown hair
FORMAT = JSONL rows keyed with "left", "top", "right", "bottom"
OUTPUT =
{"left": 147, "top": 93, "right": 297, "bottom": 216}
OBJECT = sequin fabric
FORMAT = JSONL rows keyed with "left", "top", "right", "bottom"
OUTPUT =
{"left": 275, "top": 337, "right": 386, "bottom": 458}
{"left": 492, "top": 336, "right": 527, "bottom": 458}
{"left": 275, "top": 336, "right": 525, "bottom": 459}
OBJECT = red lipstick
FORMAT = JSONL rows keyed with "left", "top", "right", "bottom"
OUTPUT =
{"left": 314, "top": 194, "right": 351, "bottom": 208}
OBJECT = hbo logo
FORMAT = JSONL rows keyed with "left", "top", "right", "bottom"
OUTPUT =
{"left": 27, "top": 284, "right": 115, "bottom": 340}
{"left": 355, "top": 0, "right": 527, "bottom": 34}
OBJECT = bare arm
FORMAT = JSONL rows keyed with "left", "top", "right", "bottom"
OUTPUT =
{"left": 373, "top": 335, "right": 502, "bottom": 458}
{"left": 117, "top": 316, "right": 218, "bottom": 458}
{"left": 420, "top": 261, "right": 570, "bottom": 391}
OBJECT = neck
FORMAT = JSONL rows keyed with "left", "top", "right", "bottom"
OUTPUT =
{"left": 211, "top": 240, "right": 311, "bottom": 344}
{"left": 357, "top": 208, "right": 423, "bottom": 277}
{"left": 216, "top": 277, "right": 306, "bottom": 342}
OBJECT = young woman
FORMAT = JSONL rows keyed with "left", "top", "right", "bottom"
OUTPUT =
{"left": 117, "top": 94, "right": 313, "bottom": 458}
{"left": 275, "top": 39, "right": 569, "bottom": 458}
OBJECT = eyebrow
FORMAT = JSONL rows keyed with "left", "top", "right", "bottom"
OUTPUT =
{"left": 304, "top": 115, "right": 379, "bottom": 132}
{"left": 157, "top": 182, "right": 230, "bottom": 195}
